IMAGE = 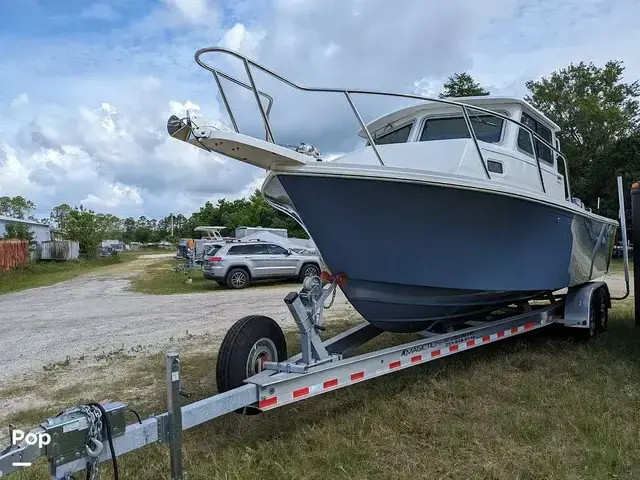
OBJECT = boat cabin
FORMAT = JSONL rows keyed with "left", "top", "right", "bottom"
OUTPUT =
{"left": 338, "top": 96, "right": 566, "bottom": 201}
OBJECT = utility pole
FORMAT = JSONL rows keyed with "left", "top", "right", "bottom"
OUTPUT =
{"left": 171, "top": 213, "right": 174, "bottom": 237}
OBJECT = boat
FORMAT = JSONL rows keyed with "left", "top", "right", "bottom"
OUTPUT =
{"left": 166, "top": 47, "right": 618, "bottom": 333}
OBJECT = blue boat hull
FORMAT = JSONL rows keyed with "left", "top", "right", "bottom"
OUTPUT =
{"left": 265, "top": 174, "right": 616, "bottom": 333}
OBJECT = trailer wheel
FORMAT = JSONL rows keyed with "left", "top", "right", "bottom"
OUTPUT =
{"left": 578, "top": 287, "right": 607, "bottom": 340}
{"left": 216, "top": 315, "right": 287, "bottom": 415}
{"left": 594, "top": 288, "right": 609, "bottom": 332}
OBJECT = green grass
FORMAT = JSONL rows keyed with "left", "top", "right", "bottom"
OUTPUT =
{"left": 5, "top": 301, "right": 640, "bottom": 479}
{"left": 609, "top": 257, "right": 629, "bottom": 275}
{"left": 129, "top": 259, "right": 221, "bottom": 294}
{"left": 130, "top": 258, "right": 300, "bottom": 295}
{"left": 0, "top": 253, "right": 142, "bottom": 295}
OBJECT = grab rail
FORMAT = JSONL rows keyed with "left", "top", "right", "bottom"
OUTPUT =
{"left": 194, "top": 46, "right": 572, "bottom": 199}
{"left": 194, "top": 56, "right": 274, "bottom": 141}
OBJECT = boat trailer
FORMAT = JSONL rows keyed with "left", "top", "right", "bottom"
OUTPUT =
{"left": 0, "top": 279, "right": 623, "bottom": 479}
{"left": 0, "top": 180, "right": 632, "bottom": 480}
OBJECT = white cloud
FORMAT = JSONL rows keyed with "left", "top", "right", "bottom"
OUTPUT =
{"left": 323, "top": 43, "right": 339, "bottom": 59}
{"left": 221, "top": 23, "right": 266, "bottom": 57}
{"left": 412, "top": 78, "right": 442, "bottom": 98}
{"left": 10, "top": 94, "right": 29, "bottom": 109}
{"left": 163, "top": 0, "right": 218, "bottom": 25}
{"left": 1, "top": 0, "right": 639, "bottom": 219}
{"left": 83, "top": 183, "right": 143, "bottom": 209}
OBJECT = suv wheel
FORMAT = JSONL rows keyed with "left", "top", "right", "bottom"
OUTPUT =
{"left": 227, "top": 268, "right": 250, "bottom": 289}
{"left": 299, "top": 264, "right": 320, "bottom": 281}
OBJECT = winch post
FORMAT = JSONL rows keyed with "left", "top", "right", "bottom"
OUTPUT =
{"left": 284, "top": 280, "right": 334, "bottom": 365}
{"left": 166, "top": 351, "right": 184, "bottom": 480}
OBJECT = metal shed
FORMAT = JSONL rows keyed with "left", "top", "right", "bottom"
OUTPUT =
{"left": 0, "top": 216, "right": 51, "bottom": 244}
{"left": 40, "top": 240, "right": 80, "bottom": 260}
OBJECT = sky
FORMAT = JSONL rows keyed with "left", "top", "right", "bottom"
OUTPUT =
{"left": 0, "top": 0, "right": 639, "bottom": 220}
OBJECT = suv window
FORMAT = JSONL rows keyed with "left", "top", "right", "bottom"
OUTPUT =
{"left": 228, "top": 245, "right": 248, "bottom": 255}
{"left": 265, "top": 244, "right": 289, "bottom": 255}
{"left": 205, "top": 245, "right": 222, "bottom": 256}
{"left": 229, "top": 243, "right": 270, "bottom": 255}
{"left": 517, "top": 112, "right": 553, "bottom": 165}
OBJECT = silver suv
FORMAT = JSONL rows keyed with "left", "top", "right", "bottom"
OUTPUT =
{"left": 202, "top": 241, "right": 321, "bottom": 289}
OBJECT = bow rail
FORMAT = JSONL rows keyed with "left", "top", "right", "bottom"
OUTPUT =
{"left": 194, "top": 46, "right": 572, "bottom": 199}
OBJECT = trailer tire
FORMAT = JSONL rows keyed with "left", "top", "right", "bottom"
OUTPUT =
{"left": 578, "top": 287, "right": 607, "bottom": 340}
{"left": 216, "top": 315, "right": 287, "bottom": 415}
{"left": 594, "top": 287, "right": 609, "bottom": 332}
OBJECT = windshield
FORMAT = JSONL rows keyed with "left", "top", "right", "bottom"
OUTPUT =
{"left": 420, "top": 115, "right": 504, "bottom": 143}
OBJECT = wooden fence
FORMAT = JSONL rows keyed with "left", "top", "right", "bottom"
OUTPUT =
{"left": 0, "top": 239, "right": 29, "bottom": 270}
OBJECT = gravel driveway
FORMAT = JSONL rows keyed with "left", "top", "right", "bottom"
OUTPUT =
{"left": 0, "top": 260, "right": 350, "bottom": 381}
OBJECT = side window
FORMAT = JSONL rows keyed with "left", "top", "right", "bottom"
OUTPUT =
{"left": 487, "top": 160, "right": 504, "bottom": 174}
{"left": 228, "top": 245, "right": 247, "bottom": 255}
{"left": 242, "top": 244, "right": 269, "bottom": 255}
{"left": 421, "top": 117, "right": 470, "bottom": 142}
{"left": 265, "top": 244, "right": 289, "bottom": 255}
{"left": 371, "top": 123, "right": 413, "bottom": 146}
{"left": 517, "top": 113, "right": 554, "bottom": 165}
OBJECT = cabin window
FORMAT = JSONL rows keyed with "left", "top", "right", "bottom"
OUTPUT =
{"left": 369, "top": 123, "right": 413, "bottom": 146}
{"left": 517, "top": 112, "right": 554, "bottom": 165}
{"left": 419, "top": 115, "right": 503, "bottom": 143}
{"left": 487, "top": 160, "right": 504, "bottom": 174}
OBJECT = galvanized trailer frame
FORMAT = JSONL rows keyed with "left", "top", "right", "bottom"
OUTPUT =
{"left": 0, "top": 178, "right": 630, "bottom": 479}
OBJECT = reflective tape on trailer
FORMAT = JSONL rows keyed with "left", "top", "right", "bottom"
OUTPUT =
{"left": 257, "top": 319, "right": 546, "bottom": 410}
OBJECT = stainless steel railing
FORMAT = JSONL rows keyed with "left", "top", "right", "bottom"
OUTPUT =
{"left": 193, "top": 46, "right": 572, "bottom": 199}
{"left": 194, "top": 55, "right": 274, "bottom": 141}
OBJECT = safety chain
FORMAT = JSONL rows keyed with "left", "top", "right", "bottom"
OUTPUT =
{"left": 323, "top": 284, "right": 338, "bottom": 310}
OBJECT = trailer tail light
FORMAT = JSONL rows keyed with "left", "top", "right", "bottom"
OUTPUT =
{"left": 208, "top": 256, "right": 222, "bottom": 264}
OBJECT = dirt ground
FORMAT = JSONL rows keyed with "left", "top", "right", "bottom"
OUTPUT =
{"left": 0, "top": 255, "right": 351, "bottom": 382}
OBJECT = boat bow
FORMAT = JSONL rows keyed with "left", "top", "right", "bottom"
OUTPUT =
{"left": 166, "top": 114, "right": 310, "bottom": 170}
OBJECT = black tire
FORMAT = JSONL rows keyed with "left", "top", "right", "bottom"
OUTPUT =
{"left": 594, "top": 288, "right": 609, "bottom": 332}
{"left": 226, "top": 268, "right": 250, "bottom": 289}
{"left": 578, "top": 287, "right": 607, "bottom": 340}
{"left": 299, "top": 263, "right": 320, "bottom": 281}
{"left": 216, "top": 315, "right": 287, "bottom": 414}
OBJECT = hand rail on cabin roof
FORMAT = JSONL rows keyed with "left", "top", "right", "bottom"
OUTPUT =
{"left": 193, "top": 47, "right": 572, "bottom": 200}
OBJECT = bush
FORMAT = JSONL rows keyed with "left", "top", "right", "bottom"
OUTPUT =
{"left": 3, "top": 222, "right": 35, "bottom": 243}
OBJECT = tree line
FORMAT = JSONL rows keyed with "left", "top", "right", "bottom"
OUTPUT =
{"left": 1, "top": 190, "right": 305, "bottom": 257}
{"left": 3, "top": 58, "right": 639, "bottom": 255}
